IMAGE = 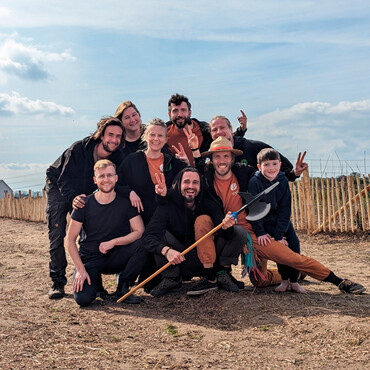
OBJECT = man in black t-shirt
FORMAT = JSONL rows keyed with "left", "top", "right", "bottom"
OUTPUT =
{"left": 66, "top": 159, "right": 147, "bottom": 306}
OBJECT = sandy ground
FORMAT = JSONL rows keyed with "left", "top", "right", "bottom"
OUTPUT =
{"left": 0, "top": 217, "right": 369, "bottom": 369}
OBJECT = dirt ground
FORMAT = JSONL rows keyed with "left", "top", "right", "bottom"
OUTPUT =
{"left": 0, "top": 218, "right": 369, "bottom": 369}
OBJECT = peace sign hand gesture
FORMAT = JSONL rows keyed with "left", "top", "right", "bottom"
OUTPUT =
{"left": 172, "top": 143, "right": 190, "bottom": 165}
{"left": 237, "top": 110, "right": 247, "bottom": 131}
{"left": 294, "top": 151, "right": 308, "bottom": 177}
{"left": 183, "top": 126, "right": 199, "bottom": 150}
{"left": 154, "top": 172, "right": 167, "bottom": 197}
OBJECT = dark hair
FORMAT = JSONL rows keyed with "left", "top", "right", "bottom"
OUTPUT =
{"left": 90, "top": 116, "right": 126, "bottom": 148}
{"left": 257, "top": 148, "right": 281, "bottom": 164}
{"left": 168, "top": 93, "right": 191, "bottom": 111}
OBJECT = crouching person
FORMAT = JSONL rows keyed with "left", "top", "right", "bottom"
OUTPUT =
{"left": 66, "top": 159, "right": 148, "bottom": 306}
{"left": 141, "top": 168, "right": 204, "bottom": 297}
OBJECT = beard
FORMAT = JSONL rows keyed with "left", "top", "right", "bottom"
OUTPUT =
{"left": 102, "top": 142, "right": 114, "bottom": 153}
{"left": 173, "top": 116, "right": 192, "bottom": 129}
{"left": 214, "top": 165, "right": 232, "bottom": 178}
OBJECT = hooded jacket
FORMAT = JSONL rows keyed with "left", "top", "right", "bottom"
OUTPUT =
{"left": 142, "top": 168, "right": 205, "bottom": 255}
{"left": 248, "top": 171, "right": 291, "bottom": 240}
{"left": 46, "top": 137, "right": 125, "bottom": 204}
{"left": 116, "top": 151, "right": 188, "bottom": 225}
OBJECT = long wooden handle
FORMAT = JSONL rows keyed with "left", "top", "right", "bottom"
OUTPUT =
{"left": 116, "top": 222, "right": 224, "bottom": 303}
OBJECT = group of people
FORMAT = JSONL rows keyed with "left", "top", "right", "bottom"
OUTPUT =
{"left": 45, "top": 94, "right": 366, "bottom": 307}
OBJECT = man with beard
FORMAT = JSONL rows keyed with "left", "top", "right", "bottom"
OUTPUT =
{"left": 191, "top": 136, "right": 365, "bottom": 295}
{"left": 142, "top": 167, "right": 238, "bottom": 297}
{"left": 46, "top": 116, "right": 126, "bottom": 299}
{"left": 166, "top": 94, "right": 247, "bottom": 166}
{"left": 66, "top": 160, "right": 147, "bottom": 306}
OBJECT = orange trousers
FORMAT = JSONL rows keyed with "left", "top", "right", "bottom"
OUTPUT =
{"left": 194, "top": 215, "right": 330, "bottom": 285}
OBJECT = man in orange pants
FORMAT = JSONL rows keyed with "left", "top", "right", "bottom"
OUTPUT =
{"left": 188, "top": 136, "right": 365, "bottom": 296}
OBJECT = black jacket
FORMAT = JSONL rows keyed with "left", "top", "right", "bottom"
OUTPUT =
{"left": 248, "top": 171, "right": 291, "bottom": 240}
{"left": 141, "top": 169, "right": 205, "bottom": 255}
{"left": 233, "top": 136, "right": 297, "bottom": 181}
{"left": 46, "top": 137, "right": 125, "bottom": 204}
{"left": 116, "top": 151, "right": 187, "bottom": 225}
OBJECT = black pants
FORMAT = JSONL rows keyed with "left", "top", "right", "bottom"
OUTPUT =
{"left": 73, "top": 240, "right": 148, "bottom": 307}
{"left": 154, "top": 232, "right": 203, "bottom": 281}
{"left": 265, "top": 221, "right": 300, "bottom": 282}
{"left": 46, "top": 182, "right": 70, "bottom": 285}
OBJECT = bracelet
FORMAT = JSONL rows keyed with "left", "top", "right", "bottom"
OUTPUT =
{"left": 164, "top": 247, "right": 171, "bottom": 259}
{"left": 191, "top": 147, "right": 199, "bottom": 151}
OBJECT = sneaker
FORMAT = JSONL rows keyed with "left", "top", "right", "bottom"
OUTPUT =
{"left": 298, "top": 272, "right": 307, "bottom": 281}
{"left": 150, "top": 278, "right": 182, "bottom": 298}
{"left": 227, "top": 271, "right": 244, "bottom": 290}
{"left": 217, "top": 271, "right": 239, "bottom": 292}
{"left": 96, "top": 288, "right": 108, "bottom": 300}
{"left": 187, "top": 277, "right": 218, "bottom": 296}
{"left": 48, "top": 282, "right": 65, "bottom": 299}
{"left": 338, "top": 279, "right": 366, "bottom": 294}
{"left": 115, "top": 282, "right": 143, "bottom": 304}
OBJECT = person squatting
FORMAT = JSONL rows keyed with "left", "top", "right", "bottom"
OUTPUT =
{"left": 46, "top": 94, "right": 366, "bottom": 306}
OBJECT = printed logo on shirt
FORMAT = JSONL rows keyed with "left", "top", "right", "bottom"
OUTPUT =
{"left": 230, "top": 182, "right": 238, "bottom": 195}
{"left": 159, "top": 164, "right": 164, "bottom": 172}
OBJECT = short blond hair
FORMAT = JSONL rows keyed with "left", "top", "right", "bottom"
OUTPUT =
{"left": 93, "top": 159, "right": 116, "bottom": 175}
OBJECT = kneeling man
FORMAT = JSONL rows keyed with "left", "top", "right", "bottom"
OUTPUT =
{"left": 66, "top": 159, "right": 147, "bottom": 306}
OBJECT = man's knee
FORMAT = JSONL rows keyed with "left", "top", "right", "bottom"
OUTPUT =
{"left": 194, "top": 215, "right": 214, "bottom": 236}
{"left": 74, "top": 291, "right": 96, "bottom": 307}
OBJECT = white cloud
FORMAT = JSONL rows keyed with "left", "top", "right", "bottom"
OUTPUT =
{"left": 248, "top": 100, "right": 370, "bottom": 172}
{"left": 0, "top": 91, "right": 75, "bottom": 116}
{"left": 0, "top": 36, "right": 75, "bottom": 81}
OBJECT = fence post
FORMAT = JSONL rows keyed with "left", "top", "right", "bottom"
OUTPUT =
{"left": 301, "top": 170, "right": 315, "bottom": 233}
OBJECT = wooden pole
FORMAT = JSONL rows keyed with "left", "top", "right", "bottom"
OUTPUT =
{"left": 348, "top": 176, "right": 355, "bottom": 232}
{"left": 362, "top": 175, "right": 370, "bottom": 230}
{"left": 355, "top": 174, "right": 366, "bottom": 231}
{"left": 334, "top": 178, "right": 343, "bottom": 232}
{"left": 330, "top": 178, "right": 337, "bottom": 232}
{"left": 117, "top": 222, "right": 224, "bottom": 303}
{"left": 292, "top": 182, "right": 299, "bottom": 230}
{"left": 341, "top": 177, "right": 348, "bottom": 232}
{"left": 315, "top": 178, "right": 321, "bottom": 230}
{"left": 313, "top": 183, "right": 370, "bottom": 234}
{"left": 326, "top": 178, "right": 332, "bottom": 232}
{"left": 302, "top": 170, "right": 315, "bottom": 233}
{"left": 321, "top": 178, "right": 326, "bottom": 232}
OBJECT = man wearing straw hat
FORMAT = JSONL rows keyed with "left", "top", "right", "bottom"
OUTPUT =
{"left": 190, "top": 136, "right": 366, "bottom": 295}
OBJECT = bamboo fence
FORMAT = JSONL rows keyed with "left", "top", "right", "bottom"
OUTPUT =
{"left": 1, "top": 171, "right": 369, "bottom": 234}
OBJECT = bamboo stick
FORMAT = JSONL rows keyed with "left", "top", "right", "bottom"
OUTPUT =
{"left": 326, "top": 178, "right": 332, "bottom": 232}
{"left": 330, "top": 178, "right": 337, "bottom": 232}
{"left": 355, "top": 174, "right": 366, "bottom": 231}
{"left": 341, "top": 177, "right": 348, "bottom": 232}
{"left": 302, "top": 170, "right": 315, "bottom": 233}
{"left": 315, "top": 178, "right": 321, "bottom": 230}
{"left": 297, "top": 180, "right": 304, "bottom": 230}
{"left": 362, "top": 175, "right": 370, "bottom": 230}
{"left": 312, "top": 182, "right": 370, "bottom": 234}
{"left": 334, "top": 178, "right": 343, "bottom": 232}
{"left": 321, "top": 178, "right": 326, "bottom": 232}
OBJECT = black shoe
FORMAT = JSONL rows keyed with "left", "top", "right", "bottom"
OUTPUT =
{"left": 298, "top": 272, "right": 307, "bottom": 281}
{"left": 96, "top": 288, "right": 108, "bottom": 300}
{"left": 187, "top": 277, "right": 218, "bottom": 296}
{"left": 227, "top": 271, "right": 244, "bottom": 290}
{"left": 116, "top": 282, "right": 143, "bottom": 304}
{"left": 150, "top": 278, "right": 182, "bottom": 298}
{"left": 49, "top": 282, "right": 65, "bottom": 299}
{"left": 338, "top": 279, "right": 366, "bottom": 294}
{"left": 217, "top": 271, "right": 239, "bottom": 292}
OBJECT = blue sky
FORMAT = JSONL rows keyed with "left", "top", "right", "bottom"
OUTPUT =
{"left": 0, "top": 1, "right": 369, "bottom": 191}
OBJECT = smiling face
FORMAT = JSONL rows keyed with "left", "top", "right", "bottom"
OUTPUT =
{"left": 211, "top": 151, "right": 234, "bottom": 179}
{"left": 121, "top": 106, "right": 142, "bottom": 133}
{"left": 100, "top": 125, "right": 123, "bottom": 155}
{"left": 168, "top": 101, "right": 192, "bottom": 129}
{"left": 93, "top": 165, "right": 118, "bottom": 193}
{"left": 180, "top": 171, "right": 201, "bottom": 206}
{"left": 210, "top": 117, "right": 233, "bottom": 141}
{"left": 146, "top": 125, "right": 167, "bottom": 152}
{"left": 257, "top": 159, "right": 281, "bottom": 181}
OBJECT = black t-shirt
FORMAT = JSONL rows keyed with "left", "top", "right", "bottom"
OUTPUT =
{"left": 71, "top": 193, "right": 138, "bottom": 258}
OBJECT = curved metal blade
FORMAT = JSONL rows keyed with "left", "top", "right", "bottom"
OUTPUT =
{"left": 238, "top": 191, "right": 271, "bottom": 221}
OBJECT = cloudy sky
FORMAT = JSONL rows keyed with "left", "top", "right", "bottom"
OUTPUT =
{"left": 0, "top": 1, "right": 369, "bottom": 191}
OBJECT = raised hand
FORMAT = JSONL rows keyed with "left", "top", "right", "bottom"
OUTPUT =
{"left": 154, "top": 172, "right": 167, "bottom": 197}
{"left": 172, "top": 143, "right": 190, "bottom": 165}
{"left": 294, "top": 151, "right": 308, "bottom": 177}
{"left": 183, "top": 126, "right": 199, "bottom": 150}
{"left": 237, "top": 110, "right": 247, "bottom": 131}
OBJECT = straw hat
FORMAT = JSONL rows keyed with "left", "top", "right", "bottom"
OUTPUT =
{"left": 201, "top": 136, "right": 243, "bottom": 157}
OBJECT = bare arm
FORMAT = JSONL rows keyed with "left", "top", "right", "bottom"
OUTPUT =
{"left": 66, "top": 219, "right": 91, "bottom": 292}
{"left": 99, "top": 215, "right": 145, "bottom": 254}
